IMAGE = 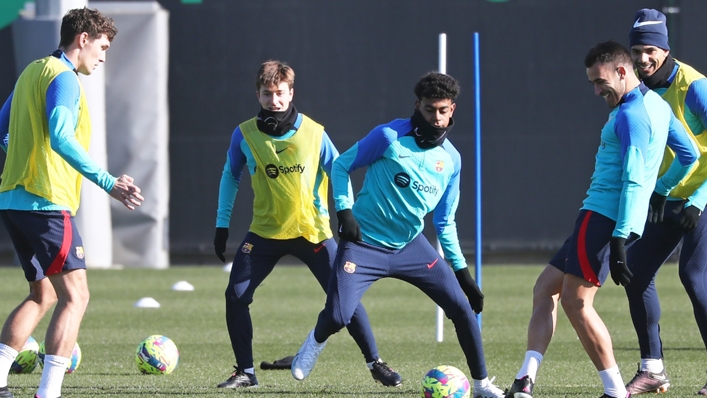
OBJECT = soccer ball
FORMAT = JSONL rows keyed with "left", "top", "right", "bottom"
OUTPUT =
{"left": 9, "top": 336, "right": 39, "bottom": 374}
{"left": 421, "top": 365, "right": 471, "bottom": 398}
{"left": 37, "top": 341, "right": 82, "bottom": 373}
{"left": 135, "top": 335, "right": 179, "bottom": 375}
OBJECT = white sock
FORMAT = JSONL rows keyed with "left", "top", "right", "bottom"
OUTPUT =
{"left": 641, "top": 358, "right": 664, "bottom": 373}
{"left": 36, "top": 355, "right": 69, "bottom": 398}
{"left": 0, "top": 343, "right": 19, "bottom": 387}
{"left": 599, "top": 365, "right": 626, "bottom": 398}
{"left": 243, "top": 367, "right": 254, "bottom": 375}
{"left": 473, "top": 377, "right": 491, "bottom": 390}
{"left": 516, "top": 350, "right": 543, "bottom": 382}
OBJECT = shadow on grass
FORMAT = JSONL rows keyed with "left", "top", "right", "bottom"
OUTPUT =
{"left": 614, "top": 345, "right": 704, "bottom": 352}
{"left": 56, "top": 385, "right": 415, "bottom": 396}
{"left": 60, "top": 386, "right": 233, "bottom": 395}
{"left": 248, "top": 390, "right": 412, "bottom": 396}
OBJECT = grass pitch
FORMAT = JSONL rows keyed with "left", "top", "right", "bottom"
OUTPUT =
{"left": 0, "top": 263, "right": 705, "bottom": 397}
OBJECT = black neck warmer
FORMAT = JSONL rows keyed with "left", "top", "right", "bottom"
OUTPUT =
{"left": 410, "top": 109, "right": 454, "bottom": 149}
{"left": 256, "top": 104, "right": 298, "bottom": 136}
{"left": 642, "top": 56, "right": 676, "bottom": 89}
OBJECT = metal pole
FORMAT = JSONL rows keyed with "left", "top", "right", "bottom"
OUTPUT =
{"left": 473, "top": 32, "right": 483, "bottom": 329}
{"left": 435, "top": 32, "right": 447, "bottom": 343}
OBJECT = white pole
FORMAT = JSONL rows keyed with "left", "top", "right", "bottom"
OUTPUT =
{"left": 438, "top": 33, "right": 447, "bottom": 74}
{"left": 435, "top": 242, "right": 445, "bottom": 343}
{"left": 435, "top": 32, "right": 447, "bottom": 343}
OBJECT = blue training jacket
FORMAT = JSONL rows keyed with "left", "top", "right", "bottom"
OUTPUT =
{"left": 582, "top": 83, "right": 697, "bottom": 238}
{"left": 333, "top": 118, "right": 467, "bottom": 271}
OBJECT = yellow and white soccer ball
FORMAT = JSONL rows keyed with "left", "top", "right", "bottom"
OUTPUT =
{"left": 135, "top": 335, "right": 179, "bottom": 375}
{"left": 9, "top": 336, "right": 39, "bottom": 374}
{"left": 38, "top": 341, "right": 82, "bottom": 374}
{"left": 421, "top": 365, "right": 470, "bottom": 398}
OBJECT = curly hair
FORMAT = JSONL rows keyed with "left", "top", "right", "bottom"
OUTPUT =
{"left": 413, "top": 71, "right": 461, "bottom": 101}
{"left": 59, "top": 7, "right": 117, "bottom": 48}
{"left": 584, "top": 40, "right": 632, "bottom": 69}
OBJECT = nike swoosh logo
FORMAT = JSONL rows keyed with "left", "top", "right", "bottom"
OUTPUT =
{"left": 427, "top": 258, "right": 438, "bottom": 269}
{"left": 398, "top": 154, "right": 410, "bottom": 159}
{"left": 276, "top": 147, "right": 288, "bottom": 154}
{"left": 314, "top": 243, "right": 326, "bottom": 253}
{"left": 633, "top": 19, "right": 664, "bottom": 28}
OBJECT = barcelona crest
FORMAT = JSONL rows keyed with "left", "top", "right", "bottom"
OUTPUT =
{"left": 435, "top": 160, "right": 444, "bottom": 172}
{"left": 343, "top": 261, "right": 356, "bottom": 273}
{"left": 242, "top": 242, "right": 254, "bottom": 254}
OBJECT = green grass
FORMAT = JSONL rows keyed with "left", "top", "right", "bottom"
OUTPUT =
{"left": 0, "top": 263, "right": 705, "bottom": 397}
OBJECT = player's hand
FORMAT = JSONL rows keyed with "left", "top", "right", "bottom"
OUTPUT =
{"left": 675, "top": 204, "right": 702, "bottom": 231}
{"left": 609, "top": 237, "right": 632, "bottom": 286}
{"left": 336, "top": 209, "right": 362, "bottom": 242}
{"left": 109, "top": 174, "right": 144, "bottom": 210}
{"left": 647, "top": 191, "right": 668, "bottom": 223}
{"left": 214, "top": 228, "right": 229, "bottom": 263}
{"left": 454, "top": 267, "right": 484, "bottom": 313}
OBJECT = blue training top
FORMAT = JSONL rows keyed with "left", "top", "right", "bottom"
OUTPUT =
{"left": 582, "top": 83, "right": 697, "bottom": 238}
{"left": 333, "top": 118, "right": 467, "bottom": 271}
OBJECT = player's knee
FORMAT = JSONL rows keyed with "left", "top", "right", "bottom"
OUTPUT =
{"left": 31, "top": 293, "right": 58, "bottom": 311}
{"left": 623, "top": 280, "right": 645, "bottom": 296}
{"left": 29, "top": 281, "right": 58, "bottom": 308}
{"left": 532, "top": 274, "right": 562, "bottom": 301}
{"left": 559, "top": 294, "right": 586, "bottom": 315}
{"left": 678, "top": 268, "right": 698, "bottom": 289}
{"left": 65, "top": 287, "right": 90, "bottom": 310}
{"left": 533, "top": 281, "right": 554, "bottom": 298}
{"left": 532, "top": 288, "right": 560, "bottom": 310}
{"left": 440, "top": 300, "right": 468, "bottom": 321}
{"left": 224, "top": 287, "right": 252, "bottom": 306}
{"left": 329, "top": 313, "right": 347, "bottom": 331}
{"left": 322, "top": 309, "right": 348, "bottom": 333}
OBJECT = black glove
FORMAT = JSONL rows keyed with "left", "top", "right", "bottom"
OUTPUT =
{"left": 454, "top": 267, "right": 484, "bottom": 313}
{"left": 647, "top": 191, "right": 668, "bottom": 223}
{"left": 214, "top": 227, "right": 229, "bottom": 263}
{"left": 336, "top": 209, "right": 361, "bottom": 242}
{"left": 675, "top": 204, "right": 702, "bottom": 232}
{"left": 609, "top": 237, "right": 633, "bottom": 286}
{"left": 260, "top": 355, "right": 294, "bottom": 370}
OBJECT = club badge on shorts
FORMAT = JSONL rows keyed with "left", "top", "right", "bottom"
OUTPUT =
{"left": 241, "top": 242, "right": 253, "bottom": 254}
{"left": 75, "top": 246, "right": 85, "bottom": 259}
{"left": 344, "top": 261, "right": 356, "bottom": 273}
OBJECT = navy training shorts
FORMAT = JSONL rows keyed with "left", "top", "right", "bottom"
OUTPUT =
{"left": 549, "top": 209, "right": 615, "bottom": 286}
{"left": 0, "top": 210, "right": 86, "bottom": 282}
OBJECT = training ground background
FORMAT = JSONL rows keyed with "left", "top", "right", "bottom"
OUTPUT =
{"left": 0, "top": 0, "right": 705, "bottom": 266}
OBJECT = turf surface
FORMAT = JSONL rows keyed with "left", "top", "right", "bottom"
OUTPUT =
{"left": 0, "top": 263, "right": 704, "bottom": 397}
